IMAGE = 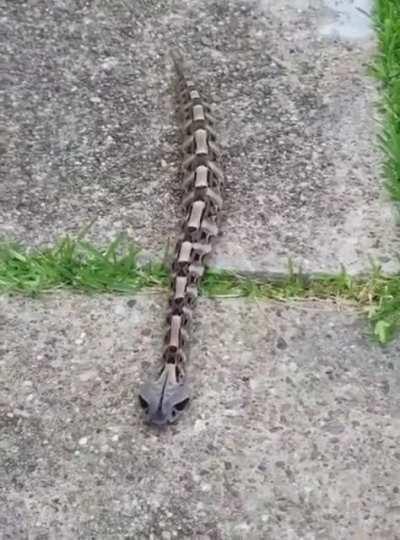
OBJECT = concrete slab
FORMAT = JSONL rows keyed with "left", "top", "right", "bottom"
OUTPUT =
{"left": 1, "top": 294, "right": 400, "bottom": 538}
{"left": 2, "top": 0, "right": 399, "bottom": 274}
{"left": 213, "top": 0, "right": 399, "bottom": 274}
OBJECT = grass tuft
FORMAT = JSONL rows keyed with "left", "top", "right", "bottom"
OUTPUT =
{"left": 203, "top": 266, "right": 400, "bottom": 344}
{"left": 0, "top": 236, "right": 168, "bottom": 295}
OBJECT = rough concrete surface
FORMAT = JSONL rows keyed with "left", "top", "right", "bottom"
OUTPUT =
{"left": 1, "top": 294, "right": 400, "bottom": 539}
{"left": 2, "top": 0, "right": 399, "bottom": 274}
{"left": 2, "top": 1, "right": 400, "bottom": 538}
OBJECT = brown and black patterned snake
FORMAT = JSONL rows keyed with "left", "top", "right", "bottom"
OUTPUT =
{"left": 138, "top": 51, "right": 224, "bottom": 425}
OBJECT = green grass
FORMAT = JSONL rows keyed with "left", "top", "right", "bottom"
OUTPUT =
{"left": 204, "top": 266, "right": 400, "bottom": 344}
{"left": 0, "top": 235, "right": 400, "bottom": 344}
{"left": 359, "top": 0, "right": 400, "bottom": 342}
{"left": 372, "top": 0, "right": 400, "bottom": 200}
{"left": 0, "top": 236, "right": 168, "bottom": 294}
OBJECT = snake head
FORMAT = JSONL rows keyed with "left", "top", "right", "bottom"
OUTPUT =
{"left": 138, "top": 363, "right": 190, "bottom": 426}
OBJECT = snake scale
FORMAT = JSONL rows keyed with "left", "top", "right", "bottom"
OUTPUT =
{"left": 138, "top": 52, "right": 224, "bottom": 425}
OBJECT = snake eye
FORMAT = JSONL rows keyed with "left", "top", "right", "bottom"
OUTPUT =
{"left": 138, "top": 395, "right": 149, "bottom": 411}
{"left": 174, "top": 398, "right": 190, "bottom": 412}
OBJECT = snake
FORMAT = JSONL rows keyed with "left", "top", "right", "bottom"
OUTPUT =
{"left": 138, "top": 51, "right": 224, "bottom": 425}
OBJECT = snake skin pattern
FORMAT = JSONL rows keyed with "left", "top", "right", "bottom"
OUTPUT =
{"left": 138, "top": 52, "right": 224, "bottom": 425}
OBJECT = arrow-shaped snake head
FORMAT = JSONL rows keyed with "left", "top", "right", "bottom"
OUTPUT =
{"left": 138, "top": 363, "right": 190, "bottom": 426}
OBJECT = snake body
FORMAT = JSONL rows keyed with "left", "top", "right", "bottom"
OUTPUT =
{"left": 138, "top": 52, "right": 224, "bottom": 425}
